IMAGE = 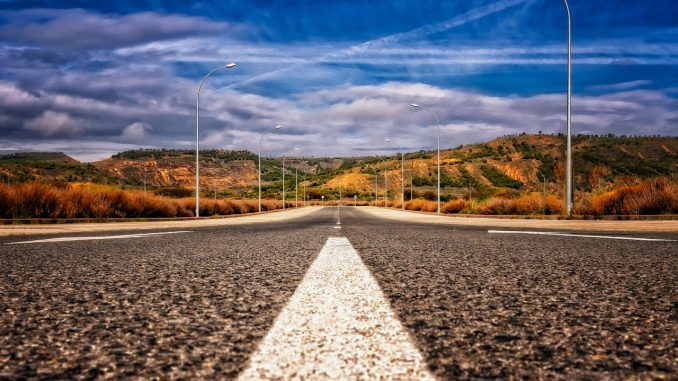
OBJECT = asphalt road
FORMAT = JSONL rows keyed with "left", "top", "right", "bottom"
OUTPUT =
{"left": 1, "top": 207, "right": 676, "bottom": 380}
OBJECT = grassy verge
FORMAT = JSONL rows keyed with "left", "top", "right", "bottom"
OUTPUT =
{"left": 373, "top": 177, "right": 677, "bottom": 216}
{"left": 0, "top": 182, "right": 290, "bottom": 219}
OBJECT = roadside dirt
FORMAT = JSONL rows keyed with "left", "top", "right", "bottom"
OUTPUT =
{"left": 0, "top": 207, "right": 320, "bottom": 236}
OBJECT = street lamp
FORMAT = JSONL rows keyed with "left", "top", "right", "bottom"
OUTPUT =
{"left": 411, "top": 103, "right": 442, "bottom": 214}
{"left": 195, "top": 62, "right": 236, "bottom": 218}
{"left": 373, "top": 155, "right": 379, "bottom": 204}
{"left": 384, "top": 139, "right": 405, "bottom": 210}
{"left": 258, "top": 125, "right": 282, "bottom": 212}
{"left": 540, "top": 172, "right": 547, "bottom": 215}
{"left": 563, "top": 0, "right": 573, "bottom": 215}
{"left": 383, "top": 156, "right": 388, "bottom": 207}
{"left": 374, "top": 167, "right": 379, "bottom": 204}
{"left": 282, "top": 147, "right": 299, "bottom": 210}
{"left": 303, "top": 171, "right": 307, "bottom": 207}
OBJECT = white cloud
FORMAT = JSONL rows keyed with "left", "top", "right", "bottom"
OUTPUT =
{"left": 23, "top": 111, "right": 85, "bottom": 137}
{"left": 3, "top": 78, "right": 677, "bottom": 159}
{"left": 121, "top": 122, "right": 153, "bottom": 143}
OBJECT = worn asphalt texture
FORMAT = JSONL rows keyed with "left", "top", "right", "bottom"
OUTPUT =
{"left": 0, "top": 213, "right": 336, "bottom": 380}
{"left": 1, "top": 207, "right": 677, "bottom": 380}
{"left": 341, "top": 208, "right": 678, "bottom": 380}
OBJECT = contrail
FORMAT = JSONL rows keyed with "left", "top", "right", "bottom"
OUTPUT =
{"left": 223, "top": 0, "right": 528, "bottom": 90}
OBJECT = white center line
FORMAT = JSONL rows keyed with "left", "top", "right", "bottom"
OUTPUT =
{"left": 237, "top": 237, "right": 435, "bottom": 380}
{"left": 6, "top": 231, "right": 193, "bottom": 245}
{"left": 488, "top": 230, "right": 676, "bottom": 242}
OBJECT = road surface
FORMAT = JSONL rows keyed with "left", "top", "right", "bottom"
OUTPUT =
{"left": 1, "top": 207, "right": 676, "bottom": 379}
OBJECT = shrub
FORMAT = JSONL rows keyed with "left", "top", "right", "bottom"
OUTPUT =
{"left": 477, "top": 193, "right": 564, "bottom": 215}
{"left": 405, "top": 199, "right": 437, "bottom": 212}
{"left": 442, "top": 199, "right": 466, "bottom": 214}
{"left": 586, "top": 177, "right": 677, "bottom": 215}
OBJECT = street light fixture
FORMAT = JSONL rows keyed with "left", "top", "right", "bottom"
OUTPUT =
{"left": 258, "top": 125, "right": 282, "bottom": 212}
{"left": 384, "top": 138, "right": 405, "bottom": 210}
{"left": 563, "top": 0, "right": 573, "bottom": 215}
{"left": 304, "top": 173, "right": 308, "bottom": 207}
{"left": 282, "top": 147, "right": 299, "bottom": 210}
{"left": 411, "top": 103, "right": 442, "bottom": 214}
{"left": 195, "top": 62, "right": 236, "bottom": 218}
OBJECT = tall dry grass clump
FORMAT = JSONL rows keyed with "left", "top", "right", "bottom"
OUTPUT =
{"left": 405, "top": 199, "right": 437, "bottom": 212}
{"left": 441, "top": 199, "right": 467, "bottom": 214}
{"left": 585, "top": 177, "right": 677, "bottom": 215}
{"left": 0, "top": 182, "right": 287, "bottom": 219}
{"left": 478, "top": 193, "right": 563, "bottom": 215}
{"left": 372, "top": 200, "right": 387, "bottom": 207}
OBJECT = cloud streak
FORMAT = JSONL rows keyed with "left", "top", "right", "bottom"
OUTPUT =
{"left": 0, "top": 8, "right": 233, "bottom": 51}
{"left": 224, "top": 0, "right": 529, "bottom": 90}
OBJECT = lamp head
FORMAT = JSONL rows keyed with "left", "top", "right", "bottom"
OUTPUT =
{"left": 384, "top": 138, "right": 391, "bottom": 142}
{"left": 275, "top": 125, "right": 282, "bottom": 129}
{"left": 225, "top": 63, "right": 237, "bottom": 69}
{"left": 410, "top": 103, "right": 419, "bottom": 108}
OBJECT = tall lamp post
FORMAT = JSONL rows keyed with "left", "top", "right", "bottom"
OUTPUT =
{"left": 258, "top": 125, "right": 282, "bottom": 212}
{"left": 195, "top": 62, "right": 236, "bottom": 218}
{"left": 374, "top": 168, "right": 379, "bottom": 204}
{"left": 282, "top": 147, "right": 299, "bottom": 210}
{"left": 303, "top": 171, "right": 307, "bottom": 207}
{"left": 411, "top": 103, "right": 442, "bottom": 214}
{"left": 384, "top": 138, "right": 405, "bottom": 210}
{"left": 563, "top": 0, "right": 573, "bottom": 215}
{"left": 373, "top": 155, "right": 379, "bottom": 204}
{"left": 383, "top": 157, "right": 388, "bottom": 207}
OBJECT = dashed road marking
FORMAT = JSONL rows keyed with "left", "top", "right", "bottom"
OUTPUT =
{"left": 6, "top": 231, "right": 193, "bottom": 245}
{"left": 488, "top": 230, "right": 676, "bottom": 242}
{"left": 237, "top": 237, "right": 435, "bottom": 380}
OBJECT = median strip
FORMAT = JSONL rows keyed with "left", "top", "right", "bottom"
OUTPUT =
{"left": 237, "top": 237, "right": 435, "bottom": 380}
{"left": 487, "top": 230, "right": 676, "bottom": 242}
{"left": 6, "top": 230, "right": 193, "bottom": 244}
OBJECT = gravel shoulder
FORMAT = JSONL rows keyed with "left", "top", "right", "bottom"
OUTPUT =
{"left": 360, "top": 206, "right": 678, "bottom": 233}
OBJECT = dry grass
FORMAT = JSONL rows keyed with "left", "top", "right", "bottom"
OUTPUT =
{"left": 374, "top": 178, "right": 676, "bottom": 216}
{"left": 477, "top": 193, "right": 563, "bottom": 215}
{"left": 580, "top": 177, "right": 678, "bottom": 215}
{"left": 0, "top": 182, "right": 287, "bottom": 219}
{"left": 404, "top": 199, "right": 438, "bottom": 212}
{"left": 441, "top": 199, "right": 467, "bottom": 214}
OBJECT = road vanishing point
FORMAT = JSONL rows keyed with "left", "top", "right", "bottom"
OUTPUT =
{"left": 1, "top": 206, "right": 676, "bottom": 380}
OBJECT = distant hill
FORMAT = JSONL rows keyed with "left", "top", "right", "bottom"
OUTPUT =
{"left": 2, "top": 135, "right": 676, "bottom": 200}
{"left": 0, "top": 151, "right": 118, "bottom": 184}
{"left": 0, "top": 152, "right": 78, "bottom": 163}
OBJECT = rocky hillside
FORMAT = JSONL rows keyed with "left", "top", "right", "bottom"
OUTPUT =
{"left": 2, "top": 135, "right": 676, "bottom": 199}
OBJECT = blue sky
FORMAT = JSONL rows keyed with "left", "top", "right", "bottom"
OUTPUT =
{"left": 0, "top": 0, "right": 676, "bottom": 160}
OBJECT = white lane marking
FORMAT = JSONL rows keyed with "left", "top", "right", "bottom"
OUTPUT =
{"left": 488, "top": 230, "right": 676, "bottom": 242}
{"left": 238, "top": 237, "right": 435, "bottom": 380}
{"left": 6, "top": 231, "right": 193, "bottom": 245}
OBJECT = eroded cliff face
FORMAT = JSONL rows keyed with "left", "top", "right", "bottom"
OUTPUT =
{"left": 93, "top": 158, "right": 258, "bottom": 189}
